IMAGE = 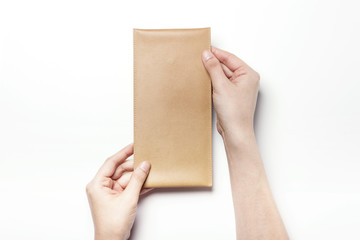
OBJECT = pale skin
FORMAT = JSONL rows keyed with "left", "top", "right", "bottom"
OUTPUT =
{"left": 202, "top": 46, "right": 289, "bottom": 239}
{"left": 86, "top": 46, "right": 289, "bottom": 240}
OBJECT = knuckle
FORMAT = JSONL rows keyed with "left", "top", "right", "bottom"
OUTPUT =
{"left": 246, "top": 69, "right": 260, "bottom": 85}
{"left": 255, "top": 71, "right": 260, "bottom": 82}
{"left": 233, "top": 68, "right": 245, "bottom": 78}
{"left": 206, "top": 57, "right": 219, "bottom": 68}
{"left": 133, "top": 171, "right": 142, "bottom": 183}
{"left": 253, "top": 72, "right": 261, "bottom": 86}
{"left": 133, "top": 169, "right": 146, "bottom": 182}
{"left": 117, "top": 166, "right": 124, "bottom": 174}
{"left": 106, "top": 157, "right": 119, "bottom": 167}
{"left": 105, "top": 178, "right": 112, "bottom": 186}
{"left": 224, "top": 53, "right": 235, "bottom": 64}
{"left": 85, "top": 182, "right": 92, "bottom": 195}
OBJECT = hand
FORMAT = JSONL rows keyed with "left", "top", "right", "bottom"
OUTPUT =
{"left": 86, "top": 143, "right": 152, "bottom": 240}
{"left": 201, "top": 46, "right": 260, "bottom": 143}
{"left": 202, "top": 47, "right": 289, "bottom": 239}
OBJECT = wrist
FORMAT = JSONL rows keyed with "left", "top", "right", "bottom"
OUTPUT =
{"left": 221, "top": 125, "right": 256, "bottom": 147}
{"left": 221, "top": 126, "right": 259, "bottom": 162}
{"left": 95, "top": 229, "right": 127, "bottom": 240}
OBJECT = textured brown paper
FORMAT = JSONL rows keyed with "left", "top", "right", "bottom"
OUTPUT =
{"left": 133, "top": 28, "right": 212, "bottom": 188}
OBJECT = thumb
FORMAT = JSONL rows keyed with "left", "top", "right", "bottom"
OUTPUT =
{"left": 202, "top": 49, "right": 227, "bottom": 89}
{"left": 125, "top": 161, "right": 151, "bottom": 196}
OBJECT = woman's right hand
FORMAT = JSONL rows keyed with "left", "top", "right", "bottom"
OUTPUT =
{"left": 203, "top": 47, "right": 289, "bottom": 240}
{"left": 201, "top": 46, "right": 260, "bottom": 144}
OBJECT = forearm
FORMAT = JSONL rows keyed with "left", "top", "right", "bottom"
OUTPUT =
{"left": 223, "top": 129, "right": 288, "bottom": 240}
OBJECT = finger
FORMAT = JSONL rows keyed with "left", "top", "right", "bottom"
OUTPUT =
{"left": 202, "top": 49, "right": 228, "bottom": 89}
{"left": 96, "top": 143, "right": 134, "bottom": 178}
{"left": 117, "top": 171, "right": 132, "bottom": 189}
{"left": 111, "top": 159, "right": 134, "bottom": 180}
{"left": 125, "top": 161, "right": 151, "bottom": 196}
{"left": 211, "top": 46, "right": 247, "bottom": 72}
{"left": 117, "top": 172, "right": 153, "bottom": 194}
{"left": 221, "top": 63, "right": 233, "bottom": 78}
{"left": 140, "top": 188, "right": 154, "bottom": 195}
{"left": 112, "top": 181, "right": 124, "bottom": 192}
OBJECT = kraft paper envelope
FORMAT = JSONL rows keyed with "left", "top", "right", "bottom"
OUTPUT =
{"left": 133, "top": 27, "right": 212, "bottom": 188}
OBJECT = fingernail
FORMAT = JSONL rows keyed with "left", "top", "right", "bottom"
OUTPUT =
{"left": 202, "top": 50, "right": 213, "bottom": 61}
{"left": 139, "top": 161, "right": 150, "bottom": 172}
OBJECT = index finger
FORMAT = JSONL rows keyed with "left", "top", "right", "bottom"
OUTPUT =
{"left": 211, "top": 46, "right": 248, "bottom": 72}
{"left": 96, "top": 143, "right": 134, "bottom": 178}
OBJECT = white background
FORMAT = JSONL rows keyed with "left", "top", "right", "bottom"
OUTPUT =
{"left": 1, "top": 0, "right": 359, "bottom": 239}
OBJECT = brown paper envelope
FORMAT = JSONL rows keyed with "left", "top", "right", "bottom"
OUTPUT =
{"left": 133, "top": 27, "right": 212, "bottom": 188}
